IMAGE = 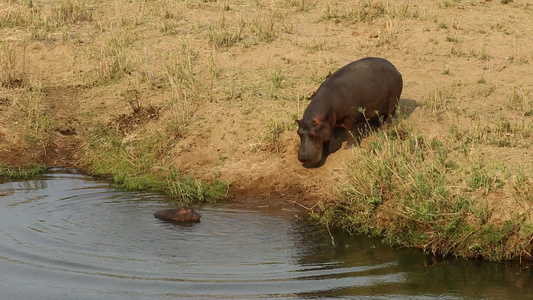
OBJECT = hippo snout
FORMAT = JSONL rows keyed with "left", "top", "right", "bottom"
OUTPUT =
{"left": 298, "top": 146, "right": 323, "bottom": 164}
{"left": 297, "top": 155, "right": 308, "bottom": 163}
{"left": 298, "top": 153, "right": 316, "bottom": 164}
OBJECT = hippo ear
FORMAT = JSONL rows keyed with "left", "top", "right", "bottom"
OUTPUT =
{"left": 295, "top": 119, "right": 301, "bottom": 126}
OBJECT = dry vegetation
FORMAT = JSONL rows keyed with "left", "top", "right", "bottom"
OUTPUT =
{"left": 0, "top": 0, "right": 532, "bottom": 260}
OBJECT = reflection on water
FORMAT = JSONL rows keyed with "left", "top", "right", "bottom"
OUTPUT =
{"left": 0, "top": 168, "right": 531, "bottom": 299}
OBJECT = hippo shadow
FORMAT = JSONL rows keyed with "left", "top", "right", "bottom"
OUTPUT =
{"left": 397, "top": 98, "right": 418, "bottom": 117}
{"left": 302, "top": 98, "right": 418, "bottom": 168}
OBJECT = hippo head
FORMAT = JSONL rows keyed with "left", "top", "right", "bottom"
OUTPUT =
{"left": 175, "top": 206, "right": 201, "bottom": 222}
{"left": 296, "top": 117, "right": 332, "bottom": 165}
{"left": 154, "top": 206, "right": 201, "bottom": 223}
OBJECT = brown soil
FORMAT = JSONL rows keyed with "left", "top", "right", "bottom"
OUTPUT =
{"left": 0, "top": 0, "right": 531, "bottom": 213}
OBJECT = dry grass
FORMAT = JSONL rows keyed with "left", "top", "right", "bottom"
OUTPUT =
{"left": 0, "top": 42, "right": 26, "bottom": 88}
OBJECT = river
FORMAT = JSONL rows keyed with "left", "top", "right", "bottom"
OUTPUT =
{"left": 0, "top": 168, "right": 531, "bottom": 299}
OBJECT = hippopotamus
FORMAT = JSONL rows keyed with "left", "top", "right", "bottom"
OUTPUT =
{"left": 154, "top": 206, "right": 201, "bottom": 223}
{"left": 296, "top": 57, "right": 403, "bottom": 165}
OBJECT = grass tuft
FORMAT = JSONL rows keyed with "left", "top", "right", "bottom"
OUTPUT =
{"left": 257, "top": 115, "right": 297, "bottom": 153}
{"left": 420, "top": 88, "right": 453, "bottom": 114}
{"left": 164, "top": 40, "right": 203, "bottom": 137}
{"left": 207, "top": 15, "right": 244, "bottom": 50}
{"left": 0, "top": 42, "right": 27, "bottom": 88}
{"left": 506, "top": 87, "right": 533, "bottom": 115}
{"left": 87, "top": 27, "right": 137, "bottom": 83}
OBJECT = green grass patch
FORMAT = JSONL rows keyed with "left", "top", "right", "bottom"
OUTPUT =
{"left": 313, "top": 123, "right": 533, "bottom": 261}
{"left": 0, "top": 164, "right": 48, "bottom": 180}
{"left": 82, "top": 127, "right": 228, "bottom": 204}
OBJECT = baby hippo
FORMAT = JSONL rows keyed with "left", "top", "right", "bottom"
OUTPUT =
{"left": 154, "top": 206, "right": 201, "bottom": 223}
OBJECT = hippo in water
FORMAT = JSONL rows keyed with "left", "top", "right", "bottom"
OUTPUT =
{"left": 296, "top": 57, "right": 403, "bottom": 166}
{"left": 154, "top": 206, "right": 201, "bottom": 223}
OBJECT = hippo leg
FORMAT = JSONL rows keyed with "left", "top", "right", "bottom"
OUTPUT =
{"left": 384, "top": 97, "right": 400, "bottom": 124}
{"left": 328, "top": 127, "right": 346, "bottom": 153}
{"left": 383, "top": 108, "right": 396, "bottom": 125}
{"left": 383, "top": 115, "right": 392, "bottom": 125}
{"left": 344, "top": 119, "right": 361, "bottom": 148}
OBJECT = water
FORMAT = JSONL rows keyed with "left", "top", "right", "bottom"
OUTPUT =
{"left": 0, "top": 168, "right": 532, "bottom": 299}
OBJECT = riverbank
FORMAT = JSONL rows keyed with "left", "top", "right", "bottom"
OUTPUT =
{"left": 1, "top": 0, "right": 531, "bottom": 261}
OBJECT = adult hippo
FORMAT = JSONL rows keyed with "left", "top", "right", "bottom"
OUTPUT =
{"left": 296, "top": 57, "right": 403, "bottom": 165}
{"left": 154, "top": 206, "right": 201, "bottom": 223}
